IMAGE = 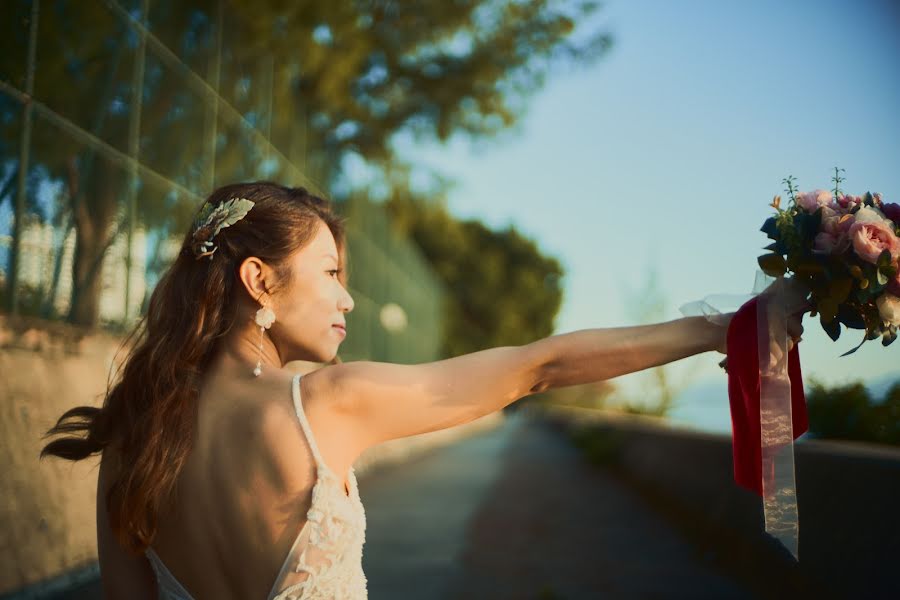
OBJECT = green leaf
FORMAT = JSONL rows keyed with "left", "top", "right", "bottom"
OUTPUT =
{"left": 794, "top": 211, "right": 822, "bottom": 242}
{"left": 877, "top": 249, "right": 892, "bottom": 268}
{"left": 839, "top": 331, "right": 868, "bottom": 356}
{"left": 758, "top": 253, "right": 787, "bottom": 277}
{"left": 836, "top": 304, "right": 866, "bottom": 329}
{"left": 818, "top": 296, "right": 839, "bottom": 324}
{"left": 821, "top": 312, "right": 841, "bottom": 341}
{"left": 760, "top": 217, "right": 779, "bottom": 240}
{"left": 828, "top": 277, "right": 854, "bottom": 304}
{"left": 794, "top": 256, "right": 825, "bottom": 277}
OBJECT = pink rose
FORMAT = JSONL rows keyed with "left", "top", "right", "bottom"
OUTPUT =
{"left": 849, "top": 220, "right": 900, "bottom": 264}
{"left": 814, "top": 232, "right": 837, "bottom": 253}
{"left": 882, "top": 202, "right": 900, "bottom": 227}
{"left": 816, "top": 208, "right": 854, "bottom": 255}
{"left": 837, "top": 193, "right": 862, "bottom": 210}
{"left": 820, "top": 205, "right": 841, "bottom": 235}
{"left": 814, "top": 231, "right": 852, "bottom": 255}
{"left": 797, "top": 189, "right": 834, "bottom": 213}
{"left": 837, "top": 214, "right": 855, "bottom": 235}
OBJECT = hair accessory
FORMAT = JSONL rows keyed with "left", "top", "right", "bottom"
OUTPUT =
{"left": 253, "top": 305, "right": 276, "bottom": 376}
{"left": 190, "top": 197, "right": 256, "bottom": 260}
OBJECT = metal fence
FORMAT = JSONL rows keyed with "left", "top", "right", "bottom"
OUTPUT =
{"left": 0, "top": 0, "right": 444, "bottom": 364}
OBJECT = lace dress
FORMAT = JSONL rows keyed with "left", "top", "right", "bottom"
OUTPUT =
{"left": 145, "top": 372, "right": 368, "bottom": 599}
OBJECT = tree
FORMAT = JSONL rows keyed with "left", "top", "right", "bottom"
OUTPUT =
{"left": 806, "top": 378, "right": 900, "bottom": 446}
{"left": 871, "top": 381, "right": 900, "bottom": 445}
{"left": 381, "top": 183, "right": 564, "bottom": 358}
{"left": 0, "top": 0, "right": 613, "bottom": 327}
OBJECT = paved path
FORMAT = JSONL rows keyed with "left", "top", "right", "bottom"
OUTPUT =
{"left": 34, "top": 412, "right": 754, "bottom": 599}
{"left": 357, "top": 412, "right": 519, "bottom": 599}
{"left": 362, "top": 411, "right": 754, "bottom": 600}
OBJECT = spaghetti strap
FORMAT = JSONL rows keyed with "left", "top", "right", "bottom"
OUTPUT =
{"left": 291, "top": 373, "right": 330, "bottom": 472}
{"left": 146, "top": 546, "right": 196, "bottom": 599}
{"left": 144, "top": 373, "right": 368, "bottom": 600}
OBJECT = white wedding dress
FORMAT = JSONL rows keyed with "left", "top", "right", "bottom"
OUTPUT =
{"left": 144, "top": 372, "right": 368, "bottom": 599}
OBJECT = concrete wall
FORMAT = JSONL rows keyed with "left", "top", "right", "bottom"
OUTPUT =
{"left": 0, "top": 315, "right": 501, "bottom": 595}
{"left": 538, "top": 404, "right": 900, "bottom": 600}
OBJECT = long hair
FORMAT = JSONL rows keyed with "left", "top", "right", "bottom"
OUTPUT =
{"left": 39, "top": 181, "right": 348, "bottom": 553}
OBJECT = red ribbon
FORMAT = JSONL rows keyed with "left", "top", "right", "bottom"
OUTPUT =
{"left": 726, "top": 295, "right": 809, "bottom": 496}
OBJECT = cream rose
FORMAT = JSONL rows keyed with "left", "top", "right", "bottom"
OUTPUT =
{"left": 876, "top": 293, "right": 900, "bottom": 327}
{"left": 853, "top": 205, "right": 893, "bottom": 226}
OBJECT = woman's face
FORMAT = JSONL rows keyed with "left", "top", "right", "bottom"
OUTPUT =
{"left": 270, "top": 219, "right": 354, "bottom": 363}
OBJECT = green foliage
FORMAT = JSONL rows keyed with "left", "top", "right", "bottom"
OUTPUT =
{"left": 382, "top": 187, "right": 564, "bottom": 358}
{"left": 0, "top": 0, "right": 613, "bottom": 325}
{"left": 831, "top": 166, "right": 846, "bottom": 200}
{"left": 757, "top": 252, "right": 786, "bottom": 278}
{"left": 806, "top": 378, "right": 900, "bottom": 446}
{"left": 782, "top": 174, "right": 799, "bottom": 206}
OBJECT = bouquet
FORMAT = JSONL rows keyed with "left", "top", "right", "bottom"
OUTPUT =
{"left": 681, "top": 168, "right": 899, "bottom": 562}
{"left": 757, "top": 168, "right": 900, "bottom": 354}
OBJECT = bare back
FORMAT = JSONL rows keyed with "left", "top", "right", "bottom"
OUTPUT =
{"left": 100, "top": 367, "right": 357, "bottom": 599}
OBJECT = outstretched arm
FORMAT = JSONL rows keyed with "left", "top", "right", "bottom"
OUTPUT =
{"left": 532, "top": 315, "right": 722, "bottom": 390}
{"left": 316, "top": 315, "right": 722, "bottom": 454}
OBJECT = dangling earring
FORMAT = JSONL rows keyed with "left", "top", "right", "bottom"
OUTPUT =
{"left": 253, "top": 304, "right": 276, "bottom": 377}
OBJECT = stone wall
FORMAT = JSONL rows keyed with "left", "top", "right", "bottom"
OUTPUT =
{"left": 538, "top": 404, "right": 900, "bottom": 599}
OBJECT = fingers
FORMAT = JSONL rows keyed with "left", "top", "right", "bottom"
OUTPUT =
{"left": 786, "top": 320, "right": 804, "bottom": 340}
{"left": 789, "top": 301, "right": 812, "bottom": 318}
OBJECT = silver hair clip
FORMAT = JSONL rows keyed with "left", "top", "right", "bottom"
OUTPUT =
{"left": 190, "top": 197, "right": 255, "bottom": 260}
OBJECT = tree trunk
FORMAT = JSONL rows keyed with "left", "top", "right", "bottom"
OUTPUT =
{"left": 66, "top": 158, "right": 122, "bottom": 328}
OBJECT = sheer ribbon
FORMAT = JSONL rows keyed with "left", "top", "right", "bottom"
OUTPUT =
{"left": 680, "top": 270, "right": 810, "bottom": 561}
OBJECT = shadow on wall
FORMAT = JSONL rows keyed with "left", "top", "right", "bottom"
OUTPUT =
{"left": 0, "top": 315, "right": 117, "bottom": 594}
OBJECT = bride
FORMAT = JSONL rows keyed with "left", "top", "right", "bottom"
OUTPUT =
{"left": 40, "top": 181, "right": 802, "bottom": 599}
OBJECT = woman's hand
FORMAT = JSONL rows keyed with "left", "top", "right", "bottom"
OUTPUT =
{"left": 713, "top": 312, "right": 735, "bottom": 355}
{"left": 714, "top": 304, "right": 807, "bottom": 373}
{"left": 786, "top": 309, "right": 805, "bottom": 351}
{"left": 764, "top": 277, "right": 810, "bottom": 353}
{"left": 713, "top": 310, "right": 805, "bottom": 354}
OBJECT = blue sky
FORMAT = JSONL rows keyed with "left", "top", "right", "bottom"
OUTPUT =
{"left": 384, "top": 0, "right": 900, "bottom": 430}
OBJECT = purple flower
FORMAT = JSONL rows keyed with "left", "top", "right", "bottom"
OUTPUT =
{"left": 881, "top": 202, "right": 900, "bottom": 227}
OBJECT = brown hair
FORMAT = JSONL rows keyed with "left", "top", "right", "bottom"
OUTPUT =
{"left": 39, "top": 181, "right": 347, "bottom": 552}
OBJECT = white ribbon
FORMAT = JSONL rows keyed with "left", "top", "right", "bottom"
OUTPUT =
{"left": 680, "top": 270, "right": 809, "bottom": 561}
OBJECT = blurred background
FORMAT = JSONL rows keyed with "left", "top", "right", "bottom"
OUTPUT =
{"left": 1, "top": 0, "right": 898, "bottom": 598}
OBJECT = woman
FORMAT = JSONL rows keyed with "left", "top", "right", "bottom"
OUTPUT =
{"left": 40, "top": 181, "right": 801, "bottom": 599}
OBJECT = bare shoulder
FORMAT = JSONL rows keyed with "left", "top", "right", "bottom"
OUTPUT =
{"left": 248, "top": 367, "right": 364, "bottom": 478}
